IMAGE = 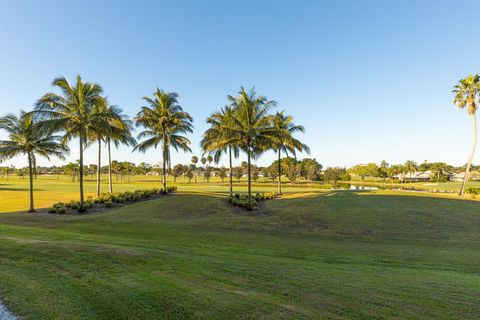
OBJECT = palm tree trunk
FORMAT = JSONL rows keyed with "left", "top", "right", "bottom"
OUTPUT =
{"left": 78, "top": 135, "right": 86, "bottom": 213}
{"left": 247, "top": 148, "right": 252, "bottom": 211}
{"left": 229, "top": 146, "right": 233, "bottom": 196}
{"left": 27, "top": 152, "right": 35, "bottom": 213}
{"left": 277, "top": 149, "right": 282, "bottom": 194}
{"left": 460, "top": 113, "right": 477, "bottom": 196}
{"left": 162, "top": 140, "right": 167, "bottom": 194}
{"left": 108, "top": 139, "right": 113, "bottom": 193}
{"left": 97, "top": 138, "right": 101, "bottom": 197}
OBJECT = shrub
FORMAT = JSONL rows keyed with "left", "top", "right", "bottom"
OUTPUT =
{"left": 56, "top": 207, "right": 66, "bottom": 214}
{"left": 53, "top": 202, "right": 64, "bottom": 209}
{"left": 466, "top": 187, "right": 480, "bottom": 195}
{"left": 48, "top": 208, "right": 57, "bottom": 214}
{"left": 234, "top": 193, "right": 240, "bottom": 199}
{"left": 85, "top": 201, "right": 93, "bottom": 209}
{"left": 104, "top": 201, "right": 113, "bottom": 207}
{"left": 70, "top": 201, "right": 79, "bottom": 210}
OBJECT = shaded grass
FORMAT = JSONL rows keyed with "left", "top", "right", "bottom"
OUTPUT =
{"left": 0, "top": 190, "right": 479, "bottom": 318}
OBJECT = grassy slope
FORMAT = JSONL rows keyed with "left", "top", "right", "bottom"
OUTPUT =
{"left": 0, "top": 190, "right": 479, "bottom": 319}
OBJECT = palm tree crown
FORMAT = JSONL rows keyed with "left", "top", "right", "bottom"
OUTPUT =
{"left": 134, "top": 88, "right": 193, "bottom": 193}
{"left": 35, "top": 75, "right": 104, "bottom": 212}
{"left": 452, "top": 74, "right": 480, "bottom": 195}
{"left": 0, "top": 111, "right": 68, "bottom": 212}
{"left": 227, "top": 87, "right": 277, "bottom": 209}
{"left": 271, "top": 111, "right": 310, "bottom": 194}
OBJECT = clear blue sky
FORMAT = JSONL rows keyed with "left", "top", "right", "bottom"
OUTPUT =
{"left": 1, "top": 0, "right": 479, "bottom": 168}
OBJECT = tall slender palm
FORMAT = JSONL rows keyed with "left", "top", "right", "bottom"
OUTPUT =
{"left": 228, "top": 87, "right": 277, "bottom": 210}
{"left": 0, "top": 111, "right": 68, "bottom": 212}
{"left": 200, "top": 106, "right": 240, "bottom": 195}
{"left": 134, "top": 89, "right": 193, "bottom": 193}
{"left": 191, "top": 156, "right": 198, "bottom": 183}
{"left": 453, "top": 74, "right": 480, "bottom": 196}
{"left": 272, "top": 111, "right": 310, "bottom": 194}
{"left": 35, "top": 75, "right": 103, "bottom": 212}
{"left": 103, "top": 102, "right": 135, "bottom": 194}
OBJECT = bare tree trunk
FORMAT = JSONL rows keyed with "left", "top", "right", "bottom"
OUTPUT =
{"left": 28, "top": 152, "right": 35, "bottom": 213}
{"left": 229, "top": 146, "right": 233, "bottom": 196}
{"left": 247, "top": 147, "right": 252, "bottom": 211}
{"left": 277, "top": 149, "right": 282, "bottom": 194}
{"left": 460, "top": 113, "right": 477, "bottom": 196}
{"left": 108, "top": 139, "right": 113, "bottom": 193}
{"left": 78, "top": 135, "right": 86, "bottom": 213}
{"left": 97, "top": 138, "right": 101, "bottom": 197}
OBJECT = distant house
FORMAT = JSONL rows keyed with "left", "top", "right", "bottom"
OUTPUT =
{"left": 448, "top": 171, "right": 480, "bottom": 181}
{"left": 393, "top": 170, "right": 432, "bottom": 182}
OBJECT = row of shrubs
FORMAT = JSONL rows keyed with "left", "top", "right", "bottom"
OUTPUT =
{"left": 47, "top": 186, "right": 178, "bottom": 214}
{"left": 227, "top": 192, "right": 277, "bottom": 210}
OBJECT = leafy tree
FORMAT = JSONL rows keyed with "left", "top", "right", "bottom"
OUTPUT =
{"left": 453, "top": 74, "right": 480, "bottom": 195}
{"left": 35, "top": 75, "right": 103, "bottom": 212}
{"left": 300, "top": 158, "right": 322, "bottom": 181}
{"left": 251, "top": 165, "right": 259, "bottom": 181}
{"left": 172, "top": 164, "right": 184, "bottom": 182}
{"left": 324, "top": 167, "right": 348, "bottom": 185}
{"left": 204, "top": 166, "right": 212, "bottom": 182}
{"left": 348, "top": 163, "right": 379, "bottom": 181}
{"left": 218, "top": 166, "right": 228, "bottom": 182}
{"left": 185, "top": 169, "right": 193, "bottom": 183}
{"left": 378, "top": 160, "right": 389, "bottom": 183}
{"left": 0, "top": 111, "right": 68, "bottom": 212}
{"left": 233, "top": 166, "right": 243, "bottom": 182}
{"left": 134, "top": 89, "right": 193, "bottom": 193}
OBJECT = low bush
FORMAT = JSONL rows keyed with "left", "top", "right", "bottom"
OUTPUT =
{"left": 104, "top": 201, "right": 113, "bottom": 207}
{"left": 466, "top": 187, "right": 480, "bottom": 196}
{"left": 47, "top": 208, "right": 57, "bottom": 213}
{"left": 56, "top": 207, "right": 66, "bottom": 214}
{"left": 227, "top": 192, "right": 276, "bottom": 210}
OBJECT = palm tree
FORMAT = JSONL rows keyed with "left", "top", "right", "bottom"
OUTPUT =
{"left": 0, "top": 111, "right": 68, "bottom": 212}
{"left": 35, "top": 75, "right": 103, "bottom": 212}
{"left": 404, "top": 160, "right": 417, "bottom": 183}
{"left": 272, "top": 111, "right": 310, "bottom": 194}
{"left": 103, "top": 102, "right": 135, "bottom": 194}
{"left": 453, "top": 74, "right": 480, "bottom": 196}
{"left": 191, "top": 156, "right": 198, "bottom": 183}
{"left": 134, "top": 88, "right": 193, "bottom": 193}
{"left": 200, "top": 106, "right": 240, "bottom": 195}
{"left": 228, "top": 87, "right": 277, "bottom": 210}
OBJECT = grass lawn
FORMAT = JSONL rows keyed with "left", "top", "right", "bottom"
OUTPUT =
{"left": 0, "top": 187, "right": 479, "bottom": 319}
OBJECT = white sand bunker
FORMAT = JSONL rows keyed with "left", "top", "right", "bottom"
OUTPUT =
{"left": 0, "top": 301, "right": 16, "bottom": 320}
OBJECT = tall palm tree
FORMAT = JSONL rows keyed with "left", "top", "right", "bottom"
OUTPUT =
{"left": 103, "top": 102, "right": 135, "bottom": 194}
{"left": 453, "top": 74, "right": 480, "bottom": 196}
{"left": 228, "top": 87, "right": 277, "bottom": 210}
{"left": 191, "top": 156, "right": 198, "bottom": 183}
{"left": 272, "top": 111, "right": 310, "bottom": 194}
{"left": 200, "top": 106, "right": 240, "bottom": 195}
{"left": 35, "top": 75, "right": 103, "bottom": 212}
{"left": 0, "top": 111, "right": 68, "bottom": 212}
{"left": 134, "top": 88, "right": 193, "bottom": 193}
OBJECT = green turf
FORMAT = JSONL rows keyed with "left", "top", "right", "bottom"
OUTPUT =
{"left": 0, "top": 189, "right": 479, "bottom": 319}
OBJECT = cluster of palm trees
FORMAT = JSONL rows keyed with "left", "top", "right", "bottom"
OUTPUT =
{"left": 201, "top": 87, "right": 309, "bottom": 210}
{"left": 0, "top": 76, "right": 309, "bottom": 213}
